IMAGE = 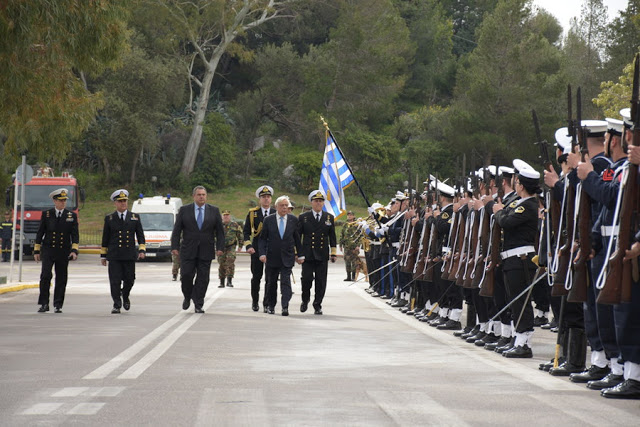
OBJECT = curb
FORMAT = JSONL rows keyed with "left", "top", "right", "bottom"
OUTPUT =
{"left": 0, "top": 283, "right": 39, "bottom": 295}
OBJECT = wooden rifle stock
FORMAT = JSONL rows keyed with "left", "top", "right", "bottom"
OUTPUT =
{"left": 567, "top": 194, "right": 590, "bottom": 303}
{"left": 479, "top": 219, "right": 500, "bottom": 297}
{"left": 463, "top": 211, "right": 480, "bottom": 288}
{"left": 551, "top": 184, "right": 574, "bottom": 296}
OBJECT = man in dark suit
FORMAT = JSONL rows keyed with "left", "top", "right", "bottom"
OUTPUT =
{"left": 171, "top": 186, "right": 225, "bottom": 313}
{"left": 297, "top": 190, "right": 337, "bottom": 315}
{"left": 243, "top": 185, "right": 275, "bottom": 312}
{"left": 259, "top": 195, "right": 303, "bottom": 316}
{"left": 34, "top": 188, "right": 79, "bottom": 313}
{"left": 100, "top": 189, "right": 146, "bottom": 314}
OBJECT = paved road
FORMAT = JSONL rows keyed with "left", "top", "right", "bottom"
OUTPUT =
{"left": 0, "top": 255, "right": 638, "bottom": 426}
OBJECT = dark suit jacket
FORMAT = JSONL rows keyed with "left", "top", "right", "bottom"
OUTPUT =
{"left": 101, "top": 211, "right": 146, "bottom": 261}
{"left": 297, "top": 210, "right": 337, "bottom": 261}
{"left": 171, "top": 203, "right": 225, "bottom": 261}
{"left": 258, "top": 213, "right": 302, "bottom": 268}
{"left": 34, "top": 208, "right": 79, "bottom": 255}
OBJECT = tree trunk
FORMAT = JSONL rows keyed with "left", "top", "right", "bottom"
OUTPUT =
{"left": 180, "top": 48, "right": 227, "bottom": 177}
{"left": 130, "top": 146, "right": 143, "bottom": 186}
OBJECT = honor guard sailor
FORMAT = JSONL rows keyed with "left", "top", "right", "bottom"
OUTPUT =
{"left": 34, "top": 188, "right": 79, "bottom": 313}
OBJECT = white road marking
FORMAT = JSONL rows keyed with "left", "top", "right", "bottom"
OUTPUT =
{"left": 20, "top": 403, "right": 63, "bottom": 415}
{"left": 117, "top": 290, "right": 224, "bottom": 379}
{"left": 86, "top": 386, "right": 126, "bottom": 397}
{"left": 352, "top": 286, "right": 578, "bottom": 391}
{"left": 66, "top": 402, "right": 105, "bottom": 415}
{"left": 52, "top": 387, "right": 90, "bottom": 397}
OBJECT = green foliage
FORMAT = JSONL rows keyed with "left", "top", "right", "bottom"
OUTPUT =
{"left": 191, "top": 112, "right": 239, "bottom": 189}
{"left": 594, "top": 61, "right": 634, "bottom": 118}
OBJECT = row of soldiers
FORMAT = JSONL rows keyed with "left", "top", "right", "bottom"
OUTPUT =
{"left": 357, "top": 108, "right": 640, "bottom": 400}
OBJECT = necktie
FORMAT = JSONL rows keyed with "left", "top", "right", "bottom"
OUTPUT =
{"left": 57, "top": 211, "right": 61, "bottom": 218}
{"left": 279, "top": 216, "right": 285, "bottom": 239}
{"left": 316, "top": 213, "right": 320, "bottom": 222}
{"left": 264, "top": 209, "right": 268, "bottom": 217}
{"left": 121, "top": 213, "right": 124, "bottom": 222}
{"left": 197, "top": 207, "right": 203, "bottom": 230}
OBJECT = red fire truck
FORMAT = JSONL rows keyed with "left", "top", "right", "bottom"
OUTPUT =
{"left": 6, "top": 167, "right": 84, "bottom": 256}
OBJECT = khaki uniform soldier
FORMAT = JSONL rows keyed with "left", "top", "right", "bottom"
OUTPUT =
{"left": 339, "top": 210, "right": 362, "bottom": 281}
{"left": 34, "top": 188, "right": 79, "bottom": 313}
{"left": 218, "top": 210, "right": 243, "bottom": 288}
{"left": 101, "top": 189, "right": 146, "bottom": 314}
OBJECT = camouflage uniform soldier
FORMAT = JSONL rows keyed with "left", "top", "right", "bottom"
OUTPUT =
{"left": 218, "top": 210, "right": 243, "bottom": 288}
{"left": 340, "top": 211, "right": 362, "bottom": 282}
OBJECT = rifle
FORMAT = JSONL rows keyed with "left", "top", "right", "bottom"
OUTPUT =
{"left": 598, "top": 54, "right": 640, "bottom": 305}
{"left": 567, "top": 88, "right": 590, "bottom": 303}
{"left": 551, "top": 85, "right": 575, "bottom": 297}
{"left": 479, "top": 162, "right": 501, "bottom": 297}
{"left": 423, "top": 175, "right": 440, "bottom": 282}
{"left": 470, "top": 166, "right": 492, "bottom": 287}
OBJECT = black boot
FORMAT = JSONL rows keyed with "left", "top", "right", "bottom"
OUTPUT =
{"left": 226, "top": 277, "right": 233, "bottom": 287}
{"left": 344, "top": 272, "right": 352, "bottom": 282}
{"left": 549, "top": 328, "right": 586, "bottom": 376}
{"left": 218, "top": 278, "right": 225, "bottom": 288}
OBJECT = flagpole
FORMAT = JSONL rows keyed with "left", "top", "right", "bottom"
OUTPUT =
{"left": 326, "top": 128, "right": 345, "bottom": 214}
{"left": 321, "top": 117, "right": 373, "bottom": 210}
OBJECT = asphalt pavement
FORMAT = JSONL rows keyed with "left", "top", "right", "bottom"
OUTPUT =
{"left": 0, "top": 254, "right": 638, "bottom": 426}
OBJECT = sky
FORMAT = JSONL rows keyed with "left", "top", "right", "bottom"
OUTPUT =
{"left": 532, "top": 0, "right": 629, "bottom": 32}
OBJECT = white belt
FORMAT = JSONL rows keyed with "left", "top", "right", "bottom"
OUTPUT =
{"left": 372, "top": 241, "right": 381, "bottom": 246}
{"left": 442, "top": 246, "right": 451, "bottom": 253}
{"left": 600, "top": 226, "right": 619, "bottom": 237}
{"left": 392, "top": 242, "right": 400, "bottom": 248}
{"left": 500, "top": 245, "right": 535, "bottom": 260}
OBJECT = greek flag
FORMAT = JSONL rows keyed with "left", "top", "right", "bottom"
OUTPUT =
{"left": 319, "top": 131, "right": 354, "bottom": 218}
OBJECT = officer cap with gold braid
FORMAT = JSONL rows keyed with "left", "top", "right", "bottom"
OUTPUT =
{"left": 222, "top": 209, "right": 231, "bottom": 215}
{"left": 255, "top": 186, "right": 274, "bottom": 198}
{"left": 308, "top": 190, "right": 326, "bottom": 202}
{"left": 49, "top": 188, "right": 69, "bottom": 200}
{"left": 111, "top": 189, "right": 129, "bottom": 201}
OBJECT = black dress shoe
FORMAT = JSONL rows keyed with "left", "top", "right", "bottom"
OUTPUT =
{"left": 540, "top": 319, "right": 557, "bottom": 330}
{"left": 111, "top": 307, "right": 121, "bottom": 314}
{"left": 533, "top": 316, "right": 548, "bottom": 327}
{"left": 252, "top": 303, "right": 259, "bottom": 312}
{"left": 314, "top": 308, "right": 323, "bottom": 315}
{"left": 503, "top": 344, "right": 533, "bottom": 358}
{"left": 587, "top": 373, "right": 624, "bottom": 390}
{"left": 194, "top": 307, "right": 205, "bottom": 314}
{"left": 282, "top": 308, "right": 289, "bottom": 316}
{"left": 182, "top": 298, "right": 190, "bottom": 310}
{"left": 54, "top": 307, "right": 62, "bottom": 314}
{"left": 495, "top": 337, "right": 515, "bottom": 354}
{"left": 437, "top": 320, "right": 462, "bottom": 330}
{"left": 549, "top": 361, "right": 585, "bottom": 376}
{"left": 461, "top": 325, "right": 480, "bottom": 339}
{"left": 123, "top": 298, "right": 130, "bottom": 311}
{"left": 172, "top": 274, "right": 177, "bottom": 281}
{"left": 267, "top": 307, "right": 275, "bottom": 314}
{"left": 569, "top": 365, "right": 610, "bottom": 383}
{"left": 300, "top": 302, "right": 308, "bottom": 313}
{"left": 466, "top": 331, "right": 486, "bottom": 343}
{"left": 453, "top": 326, "right": 472, "bottom": 337}
{"left": 475, "top": 333, "right": 499, "bottom": 346}
{"left": 601, "top": 379, "right": 640, "bottom": 399}
{"left": 486, "top": 336, "right": 511, "bottom": 351}
{"left": 38, "top": 304, "right": 49, "bottom": 313}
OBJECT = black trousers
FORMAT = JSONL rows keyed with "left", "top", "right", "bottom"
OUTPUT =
{"left": 1, "top": 238, "right": 11, "bottom": 261}
{"left": 301, "top": 259, "right": 328, "bottom": 308}
{"left": 181, "top": 257, "right": 212, "bottom": 309}
{"left": 250, "top": 253, "right": 267, "bottom": 305}
{"left": 586, "top": 252, "right": 617, "bottom": 357}
{"left": 502, "top": 255, "right": 536, "bottom": 333}
{"left": 38, "top": 248, "right": 70, "bottom": 308}
{"left": 108, "top": 259, "right": 136, "bottom": 308}
{"left": 493, "top": 265, "right": 511, "bottom": 324}
{"left": 265, "top": 265, "right": 292, "bottom": 309}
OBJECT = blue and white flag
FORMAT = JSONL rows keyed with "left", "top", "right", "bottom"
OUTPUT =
{"left": 319, "top": 131, "right": 354, "bottom": 218}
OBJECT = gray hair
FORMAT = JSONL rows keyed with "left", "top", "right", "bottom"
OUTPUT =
{"left": 192, "top": 185, "right": 207, "bottom": 195}
{"left": 274, "top": 195, "right": 290, "bottom": 207}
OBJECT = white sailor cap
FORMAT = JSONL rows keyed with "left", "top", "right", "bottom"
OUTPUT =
{"left": 385, "top": 203, "right": 392, "bottom": 210}
{"left": 554, "top": 127, "right": 572, "bottom": 154}
{"left": 513, "top": 159, "right": 534, "bottom": 174}
{"left": 484, "top": 165, "right": 497, "bottom": 178}
{"left": 368, "top": 202, "right": 383, "bottom": 214}
{"left": 498, "top": 166, "right": 515, "bottom": 177}
{"left": 308, "top": 189, "right": 326, "bottom": 202}
{"left": 581, "top": 120, "right": 608, "bottom": 137}
{"left": 111, "top": 189, "right": 129, "bottom": 201}
{"left": 518, "top": 167, "right": 540, "bottom": 180}
{"left": 437, "top": 182, "right": 456, "bottom": 197}
{"left": 255, "top": 185, "right": 274, "bottom": 198}
{"left": 395, "top": 191, "right": 408, "bottom": 201}
{"left": 606, "top": 118, "right": 623, "bottom": 135}
{"left": 620, "top": 108, "right": 632, "bottom": 128}
{"left": 49, "top": 188, "right": 69, "bottom": 200}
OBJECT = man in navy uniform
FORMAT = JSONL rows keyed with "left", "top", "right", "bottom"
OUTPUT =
{"left": 1, "top": 211, "right": 13, "bottom": 262}
{"left": 298, "top": 190, "right": 337, "bottom": 315}
{"left": 243, "top": 185, "right": 276, "bottom": 312}
{"left": 101, "top": 189, "right": 146, "bottom": 314}
{"left": 34, "top": 188, "right": 79, "bottom": 313}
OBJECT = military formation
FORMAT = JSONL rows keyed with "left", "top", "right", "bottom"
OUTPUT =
{"left": 356, "top": 79, "right": 640, "bottom": 400}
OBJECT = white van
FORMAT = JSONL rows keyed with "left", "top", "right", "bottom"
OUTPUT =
{"left": 131, "top": 195, "right": 183, "bottom": 259}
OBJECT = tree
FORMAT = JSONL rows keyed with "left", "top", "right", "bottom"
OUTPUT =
{"left": 606, "top": 0, "right": 640, "bottom": 80}
{"left": 593, "top": 60, "right": 634, "bottom": 118}
{"left": 0, "top": 0, "right": 128, "bottom": 161}
{"left": 145, "top": 0, "right": 301, "bottom": 178}
{"left": 440, "top": 0, "right": 498, "bottom": 57}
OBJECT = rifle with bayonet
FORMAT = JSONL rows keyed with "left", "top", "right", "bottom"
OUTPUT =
{"left": 479, "top": 162, "right": 502, "bottom": 297}
{"left": 568, "top": 88, "right": 590, "bottom": 303}
{"left": 463, "top": 168, "right": 481, "bottom": 288}
{"left": 423, "top": 175, "right": 441, "bottom": 282}
{"left": 472, "top": 166, "right": 493, "bottom": 288}
{"left": 551, "top": 85, "right": 575, "bottom": 296}
{"left": 598, "top": 54, "right": 640, "bottom": 305}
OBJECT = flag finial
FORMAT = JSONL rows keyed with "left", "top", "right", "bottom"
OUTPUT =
{"left": 320, "top": 116, "right": 329, "bottom": 130}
